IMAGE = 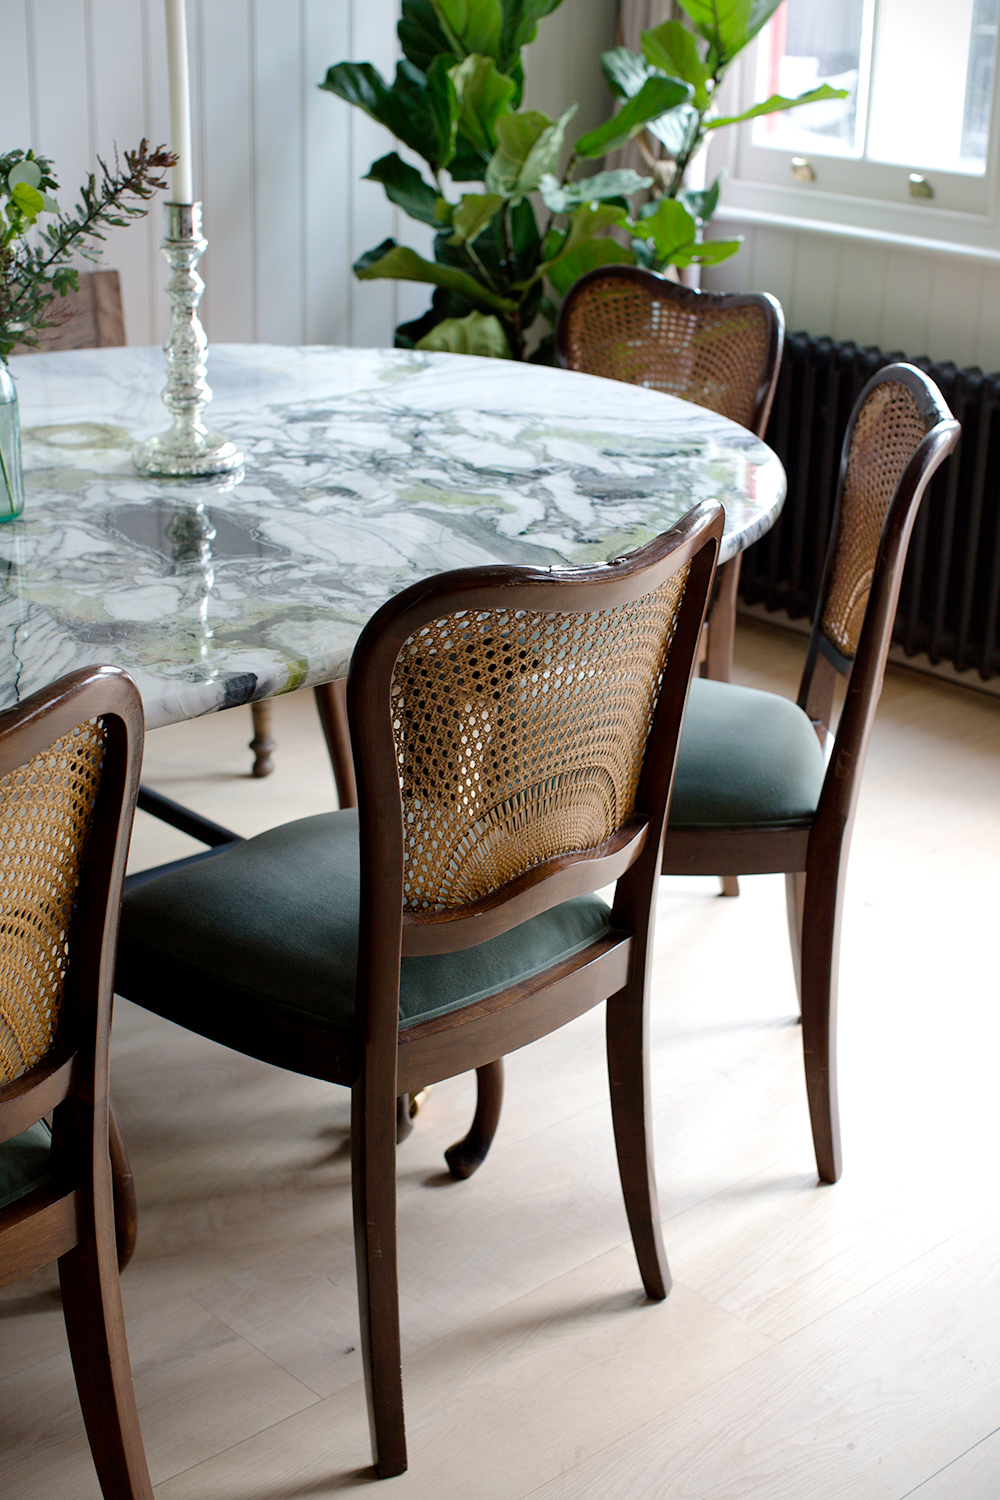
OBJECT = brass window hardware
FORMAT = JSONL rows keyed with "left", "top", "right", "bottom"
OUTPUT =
{"left": 791, "top": 157, "right": 816, "bottom": 183}
{"left": 908, "top": 173, "right": 933, "bottom": 199}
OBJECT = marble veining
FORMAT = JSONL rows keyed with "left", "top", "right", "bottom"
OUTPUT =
{"left": 2, "top": 346, "right": 785, "bottom": 728}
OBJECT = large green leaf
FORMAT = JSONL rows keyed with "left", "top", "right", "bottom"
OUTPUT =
{"left": 431, "top": 0, "right": 503, "bottom": 62}
{"left": 398, "top": 0, "right": 453, "bottom": 71}
{"left": 706, "top": 84, "right": 850, "bottom": 130}
{"left": 415, "top": 309, "right": 512, "bottom": 356}
{"left": 601, "top": 46, "right": 654, "bottom": 101}
{"left": 322, "top": 58, "right": 458, "bottom": 172}
{"left": 538, "top": 169, "right": 652, "bottom": 214}
{"left": 575, "top": 75, "right": 693, "bottom": 159}
{"left": 545, "top": 237, "right": 634, "bottom": 296}
{"left": 485, "top": 104, "right": 576, "bottom": 197}
{"left": 676, "top": 0, "right": 783, "bottom": 69}
{"left": 448, "top": 192, "right": 505, "bottom": 243}
{"left": 686, "top": 236, "right": 742, "bottom": 265}
{"left": 679, "top": 172, "right": 722, "bottom": 225}
{"left": 365, "top": 153, "right": 441, "bottom": 225}
{"left": 500, "top": 0, "right": 566, "bottom": 72}
{"left": 647, "top": 102, "right": 701, "bottom": 158}
{"left": 631, "top": 197, "right": 698, "bottom": 262}
{"left": 535, "top": 202, "right": 629, "bottom": 288}
{"left": 354, "top": 239, "right": 517, "bottom": 314}
{"left": 641, "top": 21, "right": 711, "bottom": 110}
{"left": 320, "top": 61, "right": 391, "bottom": 119}
{"left": 450, "top": 53, "right": 516, "bottom": 157}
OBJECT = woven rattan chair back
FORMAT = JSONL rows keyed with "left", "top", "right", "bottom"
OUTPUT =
{"left": 0, "top": 666, "right": 150, "bottom": 1500}
{"left": 0, "top": 719, "right": 108, "bottom": 1083}
{"left": 818, "top": 376, "right": 932, "bottom": 664}
{"left": 556, "top": 266, "right": 784, "bottom": 437}
{"left": 390, "top": 570, "right": 689, "bottom": 913}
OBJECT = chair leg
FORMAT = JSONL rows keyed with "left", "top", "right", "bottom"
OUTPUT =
{"left": 798, "top": 870, "right": 844, "bottom": 1185}
{"left": 606, "top": 987, "right": 671, "bottom": 1301}
{"left": 108, "top": 1097, "right": 138, "bottom": 1273}
{"left": 314, "top": 678, "right": 358, "bottom": 810}
{"left": 785, "top": 870, "right": 806, "bottom": 1012}
{"left": 704, "top": 554, "right": 741, "bottom": 683}
{"left": 719, "top": 875, "right": 740, "bottom": 897}
{"left": 58, "top": 1162, "right": 153, "bottom": 1498}
{"left": 445, "top": 1061, "right": 504, "bottom": 1180}
{"left": 351, "top": 1081, "right": 407, "bottom": 1478}
{"left": 249, "top": 700, "right": 276, "bottom": 778}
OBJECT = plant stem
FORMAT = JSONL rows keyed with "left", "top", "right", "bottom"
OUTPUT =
{"left": 466, "top": 240, "right": 501, "bottom": 295}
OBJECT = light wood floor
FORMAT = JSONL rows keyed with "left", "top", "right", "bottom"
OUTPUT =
{"left": 3, "top": 620, "right": 999, "bottom": 1499}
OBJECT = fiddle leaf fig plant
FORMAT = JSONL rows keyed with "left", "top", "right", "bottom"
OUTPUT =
{"left": 323, "top": 0, "right": 707, "bottom": 361}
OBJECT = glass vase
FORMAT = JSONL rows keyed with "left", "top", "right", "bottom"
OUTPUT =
{"left": 0, "top": 359, "right": 25, "bottom": 523}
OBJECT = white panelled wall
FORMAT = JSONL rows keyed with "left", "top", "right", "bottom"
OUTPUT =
{"left": 702, "top": 223, "right": 1000, "bottom": 374}
{"left": 1, "top": 0, "right": 616, "bottom": 349}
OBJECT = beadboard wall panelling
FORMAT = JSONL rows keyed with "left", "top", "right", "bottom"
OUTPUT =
{"left": 703, "top": 221, "right": 1000, "bottom": 372}
{"left": 2, "top": 0, "right": 616, "bottom": 349}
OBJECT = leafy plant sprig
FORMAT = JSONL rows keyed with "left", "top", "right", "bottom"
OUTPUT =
{"left": 0, "top": 140, "right": 176, "bottom": 360}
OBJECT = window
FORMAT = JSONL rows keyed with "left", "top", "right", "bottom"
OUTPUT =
{"left": 712, "top": 0, "right": 1000, "bottom": 234}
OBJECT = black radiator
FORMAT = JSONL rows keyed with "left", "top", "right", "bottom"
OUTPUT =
{"left": 743, "top": 332, "right": 1000, "bottom": 681}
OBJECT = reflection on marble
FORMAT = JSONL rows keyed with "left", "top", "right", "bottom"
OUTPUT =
{"left": 2, "top": 346, "right": 785, "bottom": 728}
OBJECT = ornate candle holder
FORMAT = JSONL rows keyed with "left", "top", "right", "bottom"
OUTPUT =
{"left": 133, "top": 203, "right": 243, "bottom": 477}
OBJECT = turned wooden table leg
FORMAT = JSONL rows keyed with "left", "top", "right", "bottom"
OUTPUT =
{"left": 314, "top": 678, "right": 357, "bottom": 808}
{"left": 249, "top": 700, "right": 276, "bottom": 778}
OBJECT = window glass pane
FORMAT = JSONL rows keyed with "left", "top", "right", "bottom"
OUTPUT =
{"left": 752, "top": 0, "right": 871, "bottom": 159}
{"left": 867, "top": 0, "right": 999, "bottom": 174}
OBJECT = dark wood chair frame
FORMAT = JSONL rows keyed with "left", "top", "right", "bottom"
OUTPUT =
{"left": 660, "top": 364, "right": 960, "bottom": 1184}
{"left": 122, "top": 502, "right": 722, "bottom": 1476}
{"left": 0, "top": 666, "right": 151, "bottom": 1499}
{"left": 555, "top": 265, "right": 785, "bottom": 685}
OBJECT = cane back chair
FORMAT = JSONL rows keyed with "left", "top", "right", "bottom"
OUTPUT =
{"left": 114, "top": 501, "right": 723, "bottom": 1478}
{"left": 0, "top": 665, "right": 151, "bottom": 1500}
{"left": 660, "top": 363, "right": 960, "bottom": 1183}
{"left": 556, "top": 264, "right": 785, "bottom": 686}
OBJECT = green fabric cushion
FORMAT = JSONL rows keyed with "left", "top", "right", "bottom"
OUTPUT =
{"left": 0, "top": 1122, "right": 52, "bottom": 1212}
{"left": 669, "top": 677, "right": 825, "bottom": 830}
{"left": 116, "top": 809, "right": 611, "bottom": 1036}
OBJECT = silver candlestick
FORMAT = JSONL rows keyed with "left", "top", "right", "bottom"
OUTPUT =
{"left": 133, "top": 203, "right": 243, "bottom": 477}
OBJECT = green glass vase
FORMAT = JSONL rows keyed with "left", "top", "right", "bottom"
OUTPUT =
{"left": 0, "top": 359, "right": 25, "bottom": 523}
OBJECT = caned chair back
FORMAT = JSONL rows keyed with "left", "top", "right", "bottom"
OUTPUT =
{"left": 349, "top": 502, "right": 723, "bottom": 984}
{"left": 801, "top": 364, "right": 959, "bottom": 821}
{"left": 0, "top": 719, "right": 108, "bottom": 1083}
{"left": 556, "top": 266, "right": 784, "bottom": 437}
{"left": 0, "top": 666, "right": 143, "bottom": 1140}
{"left": 815, "top": 369, "right": 947, "bottom": 667}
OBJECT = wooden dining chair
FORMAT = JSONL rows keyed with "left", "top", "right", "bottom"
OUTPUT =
{"left": 114, "top": 500, "right": 723, "bottom": 1478}
{"left": 0, "top": 664, "right": 151, "bottom": 1500}
{"left": 12, "top": 269, "right": 127, "bottom": 352}
{"left": 556, "top": 265, "right": 785, "bottom": 686}
{"left": 660, "top": 364, "right": 960, "bottom": 1184}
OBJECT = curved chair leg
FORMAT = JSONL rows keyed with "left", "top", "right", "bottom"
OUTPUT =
{"left": 59, "top": 1156, "right": 153, "bottom": 1498}
{"left": 314, "top": 679, "right": 357, "bottom": 810}
{"left": 704, "top": 553, "right": 742, "bottom": 683}
{"left": 719, "top": 875, "right": 740, "bottom": 897}
{"left": 108, "top": 1098, "right": 138, "bottom": 1272}
{"left": 798, "top": 868, "right": 844, "bottom": 1185}
{"left": 249, "top": 700, "right": 276, "bottom": 778}
{"left": 351, "top": 1079, "right": 407, "bottom": 1478}
{"left": 785, "top": 870, "right": 806, "bottom": 1012}
{"left": 445, "top": 1061, "right": 504, "bottom": 1180}
{"left": 606, "top": 986, "right": 670, "bottom": 1301}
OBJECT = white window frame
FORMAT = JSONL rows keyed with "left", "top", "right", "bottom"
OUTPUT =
{"left": 705, "top": 8, "right": 1000, "bottom": 264}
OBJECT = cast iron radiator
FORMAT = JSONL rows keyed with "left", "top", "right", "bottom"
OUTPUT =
{"left": 743, "top": 332, "right": 1000, "bottom": 681}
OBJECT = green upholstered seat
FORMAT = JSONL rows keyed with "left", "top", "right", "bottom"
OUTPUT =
{"left": 0, "top": 1122, "right": 52, "bottom": 1212}
{"left": 669, "top": 677, "right": 826, "bottom": 830}
{"left": 116, "top": 809, "right": 611, "bottom": 1036}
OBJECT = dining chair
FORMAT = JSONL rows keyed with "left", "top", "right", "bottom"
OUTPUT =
{"left": 555, "top": 265, "right": 785, "bottom": 687}
{"left": 114, "top": 499, "right": 723, "bottom": 1477}
{"left": 0, "top": 664, "right": 151, "bottom": 1500}
{"left": 660, "top": 363, "right": 960, "bottom": 1184}
{"left": 12, "top": 269, "right": 127, "bottom": 352}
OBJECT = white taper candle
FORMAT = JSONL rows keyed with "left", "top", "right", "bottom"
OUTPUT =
{"left": 165, "top": 0, "right": 194, "bottom": 204}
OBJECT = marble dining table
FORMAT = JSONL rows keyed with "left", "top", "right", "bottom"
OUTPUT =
{"left": 1, "top": 344, "right": 786, "bottom": 727}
